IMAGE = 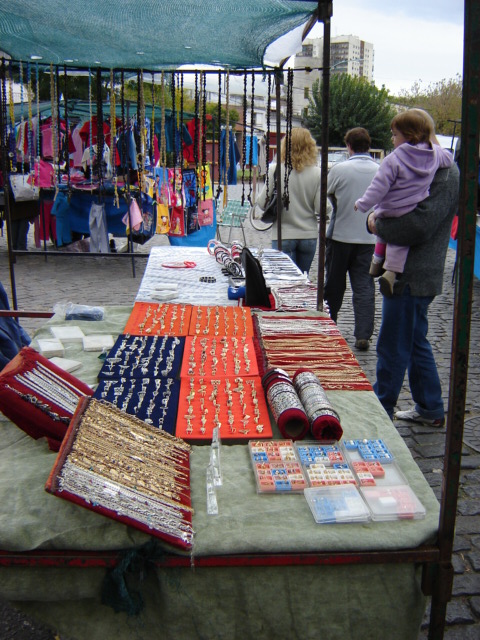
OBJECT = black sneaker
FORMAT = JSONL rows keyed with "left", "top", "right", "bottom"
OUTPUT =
{"left": 394, "top": 408, "right": 445, "bottom": 428}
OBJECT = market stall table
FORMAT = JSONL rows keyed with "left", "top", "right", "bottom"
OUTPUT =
{"left": 0, "top": 302, "right": 440, "bottom": 640}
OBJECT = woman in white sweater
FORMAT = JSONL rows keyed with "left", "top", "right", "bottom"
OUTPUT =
{"left": 257, "top": 127, "right": 321, "bottom": 274}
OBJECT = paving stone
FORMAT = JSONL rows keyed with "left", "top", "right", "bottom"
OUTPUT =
{"left": 467, "top": 550, "right": 480, "bottom": 571}
{"left": 452, "top": 553, "right": 468, "bottom": 574}
{"left": 454, "top": 515, "right": 480, "bottom": 536}
{"left": 452, "top": 574, "right": 480, "bottom": 597}
{"left": 446, "top": 598, "right": 476, "bottom": 624}
{"left": 471, "top": 596, "right": 480, "bottom": 617}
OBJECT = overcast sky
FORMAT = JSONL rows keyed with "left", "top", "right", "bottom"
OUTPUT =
{"left": 308, "top": 0, "right": 464, "bottom": 95}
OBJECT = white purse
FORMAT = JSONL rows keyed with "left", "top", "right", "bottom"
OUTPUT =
{"left": 9, "top": 173, "right": 40, "bottom": 202}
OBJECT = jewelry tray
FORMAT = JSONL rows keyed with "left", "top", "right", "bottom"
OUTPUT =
{"left": 46, "top": 397, "right": 194, "bottom": 551}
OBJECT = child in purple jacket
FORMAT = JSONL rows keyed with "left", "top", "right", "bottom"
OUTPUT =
{"left": 355, "top": 109, "right": 454, "bottom": 296}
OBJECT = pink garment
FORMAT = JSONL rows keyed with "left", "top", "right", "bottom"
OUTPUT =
{"left": 70, "top": 125, "right": 85, "bottom": 168}
{"left": 122, "top": 199, "right": 143, "bottom": 232}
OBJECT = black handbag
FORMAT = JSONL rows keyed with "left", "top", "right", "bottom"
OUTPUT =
{"left": 260, "top": 178, "right": 278, "bottom": 224}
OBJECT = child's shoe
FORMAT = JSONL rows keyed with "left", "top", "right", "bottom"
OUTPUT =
{"left": 378, "top": 270, "right": 396, "bottom": 297}
{"left": 369, "top": 259, "right": 384, "bottom": 277}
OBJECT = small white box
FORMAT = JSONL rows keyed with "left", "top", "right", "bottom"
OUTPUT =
{"left": 82, "top": 335, "right": 114, "bottom": 352}
{"left": 50, "top": 325, "right": 85, "bottom": 343}
{"left": 37, "top": 338, "right": 65, "bottom": 358}
{"left": 48, "top": 357, "right": 82, "bottom": 373}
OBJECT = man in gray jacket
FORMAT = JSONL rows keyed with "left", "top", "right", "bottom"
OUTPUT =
{"left": 324, "top": 127, "right": 379, "bottom": 350}
{"left": 368, "top": 161, "right": 459, "bottom": 426}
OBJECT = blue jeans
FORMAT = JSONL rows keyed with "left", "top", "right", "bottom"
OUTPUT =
{"left": 272, "top": 238, "right": 317, "bottom": 275}
{"left": 374, "top": 287, "right": 444, "bottom": 420}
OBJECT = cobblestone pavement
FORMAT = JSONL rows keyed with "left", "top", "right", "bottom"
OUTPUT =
{"left": 0, "top": 199, "right": 479, "bottom": 638}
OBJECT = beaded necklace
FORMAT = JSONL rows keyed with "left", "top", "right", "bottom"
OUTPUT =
{"left": 241, "top": 72, "right": 248, "bottom": 205}
{"left": 248, "top": 70, "right": 255, "bottom": 203}
{"left": 160, "top": 71, "right": 166, "bottom": 169}
{"left": 282, "top": 68, "right": 294, "bottom": 209}
{"left": 265, "top": 72, "right": 272, "bottom": 201}
{"left": 223, "top": 70, "right": 230, "bottom": 209}
{"left": 214, "top": 71, "right": 222, "bottom": 202}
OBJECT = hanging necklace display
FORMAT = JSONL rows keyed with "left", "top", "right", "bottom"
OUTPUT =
{"left": 150, "top": 72, "right": 155, "bottom": 166}
{"left": 45, "top": 397, "right": 194, "bottom": 551}
{"left": 180, "top": 72, "right": 185, "bottom": 170}
{"left": 197, "top": 73, "right": 203, "bottom": 179}
{"left": 26, "top": 63, "right": 34, "bottom": 172}
{"left": 120, "top": 70, "right": 128, "bottom": 187}
{"left": 240, "top": 72, "right": 248, "bottom": 205}
{"left": 109, "top": 69, "right": 119, "bottom": 207}
{"left": 265, "top": 72, "right": 272, "bottom": 202}
{"left": 63, "top": 65, "right": 71, "bottom": 197}
{"left": 201, "top": 72, "right": 207, "bottom": 200}
{"left": 160, "top": 71, "right": 167, "bottom": 169}
{"left": 35, "top": 64, "right": 41, "bottom": 175}
{"left": 95, "top": 67, "right": 105, "bottom": 191}
{"left": 247, "top": 70, "right": 255, "bottom": 203}
{"left": 137, "top": 68, "right": 146, "bottom": 194}
{"left": 223, "top": 70, "right": 230, "bottom": 209}
{"left": 170, "top": 72, "right": 176, "bottom": 170}
{"left": 214, "top": 71, "right": 223, "bottom": 203}
{"left": 50, "top": 63, "right": 59, "bottom": 178}
{"left": 19, "top": 61, "right": 25, "bottom": 174}
{"left": 6, "top": 62, "right": 16, "bottom": 172}
{"left": 282, "top": 68, "right": 294, "bottom": 209}
{"left": 87, "top": 67, "right": 95, "bottom": 184}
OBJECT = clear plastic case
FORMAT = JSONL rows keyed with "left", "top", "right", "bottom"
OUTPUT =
{"left": 304, "top": 485, "right": 371, "bottom": 524}
{"left": 249, "top": 440, "right": 308, "bottom": 493}
{"left": 360, "top": 485, "right": 426, "bottom": 521}
{"left": 294, "top": 441, "right": 356, "bottom": 487}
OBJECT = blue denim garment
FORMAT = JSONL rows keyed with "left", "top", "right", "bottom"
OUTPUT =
{"left": 272, "top": 238, "right": 317, "bottom": 275}
{"left": 374, "top": 286, "right": 444, "bottom": 421}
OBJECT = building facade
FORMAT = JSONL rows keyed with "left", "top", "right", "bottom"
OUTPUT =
{"left": 292, "top": 35, "right": 375, "bottom": 118}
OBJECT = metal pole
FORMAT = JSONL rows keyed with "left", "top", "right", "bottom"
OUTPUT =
{"left": 274, "top": 68, "right": 282, "bottom": 251}
{"left": 316, "top": 1, "right": 333, "bottom": 309}
{"left": 428, "top": 0, "right": 480, "bottom": 637}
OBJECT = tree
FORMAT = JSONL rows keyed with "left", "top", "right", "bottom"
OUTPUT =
{"left": 304, "top": 74, "right": 396, "bottom": 150}
{"left": 395, "top": 75, "right": 462, "bottom": 137}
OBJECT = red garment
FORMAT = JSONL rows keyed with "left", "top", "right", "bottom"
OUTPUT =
{"left": 78, "top": 116, "right": 111, "bottom": 147}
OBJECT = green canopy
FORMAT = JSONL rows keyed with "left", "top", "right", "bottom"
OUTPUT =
{"left": 0, "top": 0, "right": 318, "bottom": 70}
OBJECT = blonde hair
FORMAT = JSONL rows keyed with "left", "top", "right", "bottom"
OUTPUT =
{"left": 281, "top": 127, "right": 318, "bottom": 171}
{"left": 391, "top": 110, "right": 432, "bottom": 145}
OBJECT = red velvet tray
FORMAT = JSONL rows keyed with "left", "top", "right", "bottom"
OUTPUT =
{"left": 124, "top": 302, "right": 192, "bottom": 336}
{"left": 46, "top": 397, "right": 194, "bottom": 551}
{"left": 176, "top": 376, "right": 272, "bottom": 443}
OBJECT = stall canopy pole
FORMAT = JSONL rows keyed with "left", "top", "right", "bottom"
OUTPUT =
{"left": 274, "top": 67, "right": 283, "bottom": 251}
{"left": 427, "top": 0, "right": 480, "bottom": 637}
{"left": 316, "top": 0, "right": 332, "bottom": 309}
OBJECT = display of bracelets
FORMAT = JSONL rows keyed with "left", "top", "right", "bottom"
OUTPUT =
{"left": 180, "top": 336, "right": 259, "bottom": 378}
{"left": 93, "top": 377, "right": 180, "bottom": 435}
{"left": 46, "top": 397, "right": 194, "bottom": 550}
{"left": 176, "top": 375, "right": 272, "bottom": 442}
{"left": 12, "top": 361, "right": 91, "bottom": 415}
{"left": 257, "top": 331, "right": 372, "bottom": 392}
{"left": 188, "top": 305, "right": 254, "bottom": 337}
{"left": 124, "top": 302, "right": 192, "bottom": 336}
{"left": 254, "top": 313, "right": 343, "bottom": 337}
{"left": 98, "top": 335, "right": 184, "bottom": 380}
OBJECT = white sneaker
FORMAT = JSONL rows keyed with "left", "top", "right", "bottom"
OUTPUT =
{"left": 394, "top": 408, "right": 445, "bottom": 428}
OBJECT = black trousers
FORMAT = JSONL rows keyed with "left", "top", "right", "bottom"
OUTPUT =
{"left": 324, "top": 239, "right": 375, "bottom": 340}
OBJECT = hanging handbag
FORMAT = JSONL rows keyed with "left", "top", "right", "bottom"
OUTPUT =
{"left": 9, "top": 173, "right": 40, "bottom": 202}
{"left": 260, "top": 176, "right": 278, "bottom": 224}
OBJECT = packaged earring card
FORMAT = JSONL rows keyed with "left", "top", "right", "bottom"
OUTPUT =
{"left": 97, "top": 335, "right": 185, "bottom": 380}
{"left": 176, "top": 376, "right": 272, "bottom": 443}
{"left": 46, "top": 397, "right": 194, "bottom": 551}
{"left": 249, "top": 440, "right": 308, "bottom": 493}
{"left": 294, "top": 441, "right": 356, "bottom": 487}
{"left": 343, "top": 439, "right": 408, "bottom": 488}
{"left": 124, "top": 302, "right": 192, "bottom": 337}
{"left": 93, "top": 377, "right": 180, "bottom": 435}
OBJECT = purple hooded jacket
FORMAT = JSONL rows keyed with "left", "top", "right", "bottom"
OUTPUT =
{"left": 355, "top": 142, "right": 453, "bottom": 218}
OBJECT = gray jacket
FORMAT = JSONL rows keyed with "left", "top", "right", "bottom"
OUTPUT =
{"left": 374, "top": 164, "right": 459, "bottom": 297}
